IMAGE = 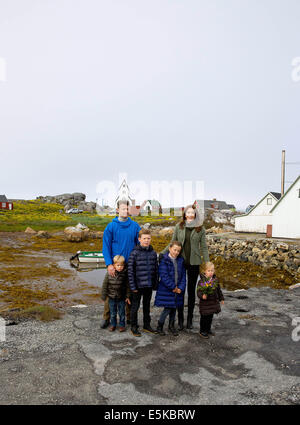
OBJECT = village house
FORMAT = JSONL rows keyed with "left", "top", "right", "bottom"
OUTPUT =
{"left": 234, "top": 192, "right": 281, "bottom": 234}
{"left": 268, "top": 175, "right": 300, "bottom": 239}
{"left": 140, "top": 199, "right": 162, "bottom": 215}
{"left": 0, "top": 195, "right": 13, "bottom": 210}
{"left": 194, "top": 198, "right": 235, "bottom": 211}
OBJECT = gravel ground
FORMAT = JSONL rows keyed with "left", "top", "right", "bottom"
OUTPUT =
{"left": 0, "top": 287, "right": 299, "bottom": 405}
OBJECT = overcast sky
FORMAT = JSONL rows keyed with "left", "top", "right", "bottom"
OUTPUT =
{"left": 1, "top": 0, "right": 299, "bottom": 210}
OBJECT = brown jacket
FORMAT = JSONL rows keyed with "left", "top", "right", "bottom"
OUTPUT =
{"left": 101, "top": 268, "right": 130, "bottom": 301}
{"left": 196, "top": 273, "right": 224, "bottom": 315}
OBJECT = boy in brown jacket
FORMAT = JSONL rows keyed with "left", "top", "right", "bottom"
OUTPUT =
{"left": 101, "top": 255, "right": 131, "bottom": 332}
{"left": 196, "top": 262, "right": 224, "bottom": 338}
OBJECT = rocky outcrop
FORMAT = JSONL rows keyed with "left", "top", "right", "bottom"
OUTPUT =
{"left": 207, "top": 235, "right": 300, "bottom": 278}
{"left": 64, "top": 223, "right": 90, "bottom": 242}
{"left": 36, "top": 193, "right": 98, "bottom": 213}
{"left": 37, "top": 193, "right": 86, "bottom": 205}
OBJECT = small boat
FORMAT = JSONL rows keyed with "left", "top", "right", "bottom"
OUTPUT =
{"left": 70, "top": 251, "right": 106, "bottom": 264}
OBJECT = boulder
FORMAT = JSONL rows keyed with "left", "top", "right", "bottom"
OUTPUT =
{"left": 36, "top": 231, "right": 50, "bottom": 239}
{"left": 64, "top": 226, "right": 89, "bottom": 242}
{"left": 25, "top": 227, "right": 36, "bottom": 234}
{"left": 159, "top": 227, "right": 174, "bottom": 238}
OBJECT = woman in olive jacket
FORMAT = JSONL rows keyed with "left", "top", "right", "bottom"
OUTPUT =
{"left": 162, "top": 205, "right": 209, "bottom": 329}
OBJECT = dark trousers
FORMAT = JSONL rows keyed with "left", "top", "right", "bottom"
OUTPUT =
{"left": 108, "top": 298, "right": 125, "bottom": 327}
{"left": 200, "top": 314, "right": 214, "bottom": 333}
{"left": 130, "top": 287, "right": 152, "bottom": 328}
{"left": 186, "top": 265, "right": 200, "bottom": 319}
{"left": 159, "top": 308, "right": 176, "bottom": 326}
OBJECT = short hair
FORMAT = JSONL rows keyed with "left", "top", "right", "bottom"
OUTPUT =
{"left": 200, "top": 261, "right": 215, "bottom": 273}
{"left": 113, "top": 255, "right": 125, "bottom": 264}
{"left": 169, "top": 241, "right": 182, "bottom": 249}
{"left": 138, "top": 228, "right": 151, "bottom": 238}
{"left": 117, "top": 200, "right": 129, "bottom": 209}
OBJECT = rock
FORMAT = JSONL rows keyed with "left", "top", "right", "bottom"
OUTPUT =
{"left": 159, "top": 227, "right": 174, "bottom": 237}
{"left": 75, "top": 223, "right": 89, "bottom": 231}
{"left": 64, "top": 226, "right": 89, "bottom": 242}
{"left": 25, "top": 227, "right": 36, "bottom": 234}
{"left": 276, "top": 243, "right": 289, "bottom": 251}
{"left": 289, "top": 283, "right": 300, "bottom": 290}
{"left": 36, "top": 231, "right": 50, "bottom": 239}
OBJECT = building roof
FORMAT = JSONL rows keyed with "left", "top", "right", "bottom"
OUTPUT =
{"left": 270, "top": 175, "right": 300, "bottom": 213}
{"left": 235, "top": 191, "right": 280, "bottom": 218}
{"left": 0, "top": 195, "right": 8, "bottom": 202}
{"left": 269, "top": 192, "right": 281, "bottom": 200}
{"left": 195, "top": 199, "right": 230, "bottom": 209}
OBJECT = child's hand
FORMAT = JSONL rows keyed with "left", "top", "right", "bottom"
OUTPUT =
{"left": 221, "top": 300, "right": 224, "bottom": 305}
{"left": 126, "top": 298, "right": 131, "bottom": 305}
{"left": 172, "top": 288, "right": 177, "bottom": 293}
{"left": 202, "top": 294, "right": 207, "bottom": 300}
{"left": 176, "top": 288, "right": 181, "bottom": 294}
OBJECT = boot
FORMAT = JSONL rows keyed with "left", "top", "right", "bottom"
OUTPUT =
{"left": 156, "top": 321, "right": 166, "bottom": 336}
{"left": 177, "top": 307, "right": 184, "bottom": 331}
{"left": 168, "top": 321, "right": 179, "bottom": 336}
{"left": 186, "top": 315, "right": 193, "bottom": 329}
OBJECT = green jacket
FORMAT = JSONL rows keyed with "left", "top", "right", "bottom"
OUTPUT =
{"left": 162, "top": 223, "right": 209, "bottom": 266}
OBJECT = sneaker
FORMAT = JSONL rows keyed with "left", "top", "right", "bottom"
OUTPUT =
{"left": 109, "top": 326, "right": 116, "bottom": 332}
{"left": 100, "top": 319, "right": 110, "bottom": 329}
{"left": 142, "top": 325, "right": 158, "bottom": 334}
{"left": 199, "top": 332, "right": 209, "bottom": 339}
{"left": 131, "top": 327, "right": 141, "bottom": 337}
{"left": 119, "top": 326, "right": 126, "bottom": 332}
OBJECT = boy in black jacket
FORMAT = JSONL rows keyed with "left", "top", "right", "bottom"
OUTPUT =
{"left": 101, "top": 255, "right": 131, "bottom": 332}
{"left": 128, "top": 229, "right": 158, "bottom": 337}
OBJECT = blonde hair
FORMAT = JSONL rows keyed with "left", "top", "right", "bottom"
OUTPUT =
{"left": 200, "top": 261, "right": 215, "bottom": 274}
{"left": 113, "top": 255, "right": 125, "bottom": 264}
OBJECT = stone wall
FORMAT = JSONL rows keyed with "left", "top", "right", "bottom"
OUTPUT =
{"left": 207, "top": 235, "right": 300, "bottom": 278}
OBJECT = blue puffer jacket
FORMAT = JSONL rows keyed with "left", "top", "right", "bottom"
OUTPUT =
{"left": 155, "top": 253, "right": 186, "bottom": 308}
{"left": 128, "top": 244, "right": 158, "bottom": 291}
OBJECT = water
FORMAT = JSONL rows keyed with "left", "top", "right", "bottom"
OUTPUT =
{"left": 58, "top": 260, "right": 107, "bottom": 287}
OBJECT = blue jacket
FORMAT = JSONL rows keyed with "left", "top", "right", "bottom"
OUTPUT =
{"left": 128, "top": 244, "right": 158, "bottom": 291}
{"left": 155, "top": 253, "right": 186, "bottom": 308}
{"left": 102, "top": 217, "right": 141, "bottom": 265}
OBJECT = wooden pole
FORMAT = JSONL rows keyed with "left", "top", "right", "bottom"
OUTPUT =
{"left": 281, "top": 150, "right": 285, "bottom": 196}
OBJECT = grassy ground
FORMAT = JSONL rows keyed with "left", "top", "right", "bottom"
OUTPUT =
{"left": 0, "top": 200, "right": 178, "bottom": 232}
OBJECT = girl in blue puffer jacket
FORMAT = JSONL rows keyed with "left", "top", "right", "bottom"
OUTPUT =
{"left": 155, "top": 241, "right": 186, "bottom": 336}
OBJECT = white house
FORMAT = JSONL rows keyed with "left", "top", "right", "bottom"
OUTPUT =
{"left": 234, "top": 192, "right": 281, "bottom": 233}
{"left": 269, "top": 175, "right": 300, "bottom": 239}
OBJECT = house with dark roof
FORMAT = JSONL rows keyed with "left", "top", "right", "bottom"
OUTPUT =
{"left": 194, "top": 199, "right": 235, "bottom": 211}
{"left": 234, "top": 191, "right": 281, "bottom": 233}
{"left": 0, "top": 195, "right": 13, "bottom": 210}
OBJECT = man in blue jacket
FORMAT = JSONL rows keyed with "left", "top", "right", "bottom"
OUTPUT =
{"left": 101, "top": 200, "right": 141, "bottom": 328}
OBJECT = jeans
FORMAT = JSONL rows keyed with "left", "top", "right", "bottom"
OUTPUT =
{"left": 159, "top": 308, "right": 176, "bottom": 325}
{"left": 130, "top": 287, "right": 152, "bottom": 328}
{"left": 108, "top": 298, "right": 125, "bottom": 327}
{"left": 200, "top": 314, "right": 214, "bottom": 333}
